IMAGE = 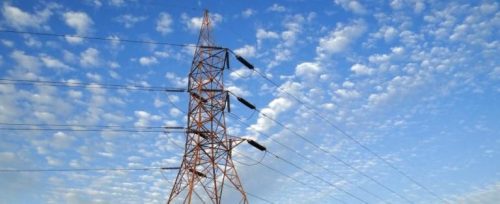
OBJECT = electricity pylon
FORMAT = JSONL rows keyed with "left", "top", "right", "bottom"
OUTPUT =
{"left": 167, "top": 10, "right": 248, "bottom": 204}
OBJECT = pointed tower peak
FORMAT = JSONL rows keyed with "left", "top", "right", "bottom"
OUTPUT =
{"left": 197, "top": 9, "right": 215, "bottom": 47}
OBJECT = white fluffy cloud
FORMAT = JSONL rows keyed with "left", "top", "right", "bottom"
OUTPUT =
{"left": 350, "top": 63, "right": 374, "bottom": 75}
{"left": 334, "top": 0, "right": 367, "bottom": 14}
{"left": 139, "top": 56, "right": 158, "bottom": 66}
{"left": 316, "top": 20, "right": 366, "bottom": 59}
{"left": 234, "top": 45, "right": 256, "bottom": 58}
{"left": 250, "top": 97, "right": 293, "bottom": 133}
{"left": 156, "top": 12, "right": 173, "bottom": 35}
{"left": 256, "top": 28, "right": 279, "bottom": 46}
{"left": 80, "top": 48, "right": 100, "bottom": 67}
{"left": 295, "top": 62, "right": 322, "bottom": 78}
{"left": 182, "top": 13, "right": 222, "bottom": 32}
{"left": 109, "top": 0, "right": 125, "bottom": 7}
{"left": 1, "top": 3, "right": 53, "bottom": 30}
{"left": 134, "top": 110, "right": 161, "bottom": 127}
{"left": 452, "top": 182, "right": 500, "bottom": 204}
{"left": 256, "top": 28, "right": 279, "bottom": 40}
{"left": 115, "top": 14, "right": 147, "bottom": 28}
{"left": 50, "top": 132, "right": 75, "bottom": 150}
{"left": 241, "top": 8, "right": 255, "bottom": 18}
{"left": 40, "top": 54, "right": 70, "bottom": 70}
{"left": 267, "top": 4, "right": 286, "bottom": 12}
{"left": 63, "top": 11, "right": 93, "bottom": 34}
{"left": 10, "top": 50, "right": 40, "bottom": 71}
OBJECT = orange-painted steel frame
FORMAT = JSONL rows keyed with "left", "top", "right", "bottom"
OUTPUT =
{"left": 167, "top": 10, "right": 248, "bottom": 204}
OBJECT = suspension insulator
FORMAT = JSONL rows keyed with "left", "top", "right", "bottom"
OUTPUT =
{"left": 247, "top": 139, "right": 267, "bottom": 151}
{"left": 189, "top": 169, "right": 206, "bottom": 177}
{"left": 191, "top": 92, "right": 207, "bottom": 103}
{"left": 225, "top": 50, "right": 230, "bottom": 69}
{"left": 235, "top": 55, "right": 254, "bottom": 70}
{"left": 237, "top": 97, "right": 256, "bottom": 110}
{"left": 226, "top": 92, "right": 231, "bottom": 112}
{"left": 190, "top": 130, "right": 209, "bottom": 139}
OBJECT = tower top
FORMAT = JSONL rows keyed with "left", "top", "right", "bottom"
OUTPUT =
{"left": 196, "top": 10, "right": 215, "bottom": 47}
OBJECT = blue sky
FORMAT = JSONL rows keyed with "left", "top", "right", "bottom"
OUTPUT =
{"left": 0, "top": 0, "right": 499, "bottom": 203}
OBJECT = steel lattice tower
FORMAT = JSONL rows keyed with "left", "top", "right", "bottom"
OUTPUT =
{"left": 167, "top": 10, "right": 248, "bottom": 204}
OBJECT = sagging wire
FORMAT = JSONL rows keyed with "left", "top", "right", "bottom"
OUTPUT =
{"left": 233, "top": 151, "right": 267, "bottom": 167}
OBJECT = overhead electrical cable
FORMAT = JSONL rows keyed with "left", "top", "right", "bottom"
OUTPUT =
{"left": 0, "top": 29, "right": 197, "bottom": 47}
{"left": 265, "top": 151, "right": 369, "bottom": 204}
{"left": 226, "top": 112, "right": 389, "bottom": 204}
{"left": 255, "top": 107, "right": 414, "bottom": 203}
{"left": 0, "top": 78, "right": 186, "bottom": 92}
{"left": 0, "top": 127, "right": 185, "bottom": 133}
{"left": 0, "top": 167, "right": 180, "bottom": 173}
{"left": 165, "top": 136, "right": 346, "bottom": 204}
{"left": 230, "top": 53, "right": 445, "bottom": 203}
{"left": 230, "top": 92, "right": 414, "bottom": 203}
{"left": 0, "top": 122, "right": 184, "bottom": 129}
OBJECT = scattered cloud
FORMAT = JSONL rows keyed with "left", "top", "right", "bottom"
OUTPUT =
{"left": 267, "top": 4, "right": 286, "bottom": 12}
{"left": 39, "top": 54, "right": 71, "bottom": 70}
{"left": 350, "top": 63, "right": 374, "bottom": 75}
{"left": 316, "top": 20, "right": 367, "bottom": 59}
{"left": 181, "top": 13, "right": 222, "bottom": 32}
{"left": 256, "top": 28, "right": 279, "bottom": 46}
{"left": 10, "top": 50, "right": 40, "bottom": 71}
{"left": 79, "top": 48, "right": 100, "bottom": 67}
{"left": 50, "top": 132, "right": 75, "bottom": 150}
{"left": 109, "top": 0, "right": 125, "bottom": 7}
{"left": 63, "top": 11, "right": 93, "bottom": 34}
{"left": 156, "top": 12, "right": 173, "bottom": 35}
{"left": 295, "top": 62, "right": 322, "bottom": 78}
{"left": 250, "top": 97, "right": 293, "bottom": 133}
{"left": 334, "top": 0, "right": 367, "bottom": 14}
{"left": 139, "top": 56, "right": 158, "bottom": 66}
{"left": 1, "top": 2, "right": 54, "bottom": 30}
{"left": 134, "top": 110, "right": 161, "bottom": 127}
{"left": 452, "top": 182, "right": 500, "bottom": 204}
{"left": 234, "top": 45, "right": 256, "bottom": 58}
{"left": 115, "top": 14, "right": 147, "bottom": 28}
{"left": 241, "top": 8, "right": 255, "bottom": 18}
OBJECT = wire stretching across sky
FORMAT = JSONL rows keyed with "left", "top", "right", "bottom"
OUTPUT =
{"left": 0, "top": 78, "right": 186, "bottom": 92}
{"left": 226, "top": 112, "right": 389, "bottom": 204}
{"left": 165, "top": 133, "right": 346, "bottom": 204}
{"left": 0, "top": 167, "right": 180, "bottom": 173}
{"left": 254, "top": 107, "right": 414, "bottom": 203}
{"left": 0, "top": 25, "right": 441, "bottom": 203}
{"left": 162, "top": 94, "right": 372, "bottom": 203}
{"left": 249, "top": 68, "right": 447, "bottom": 203}
{"left": 0, "top": 29, "right": 197, "bottom": 47}
{"left": 227, "top": 91, "right": 413, "bottom": 203}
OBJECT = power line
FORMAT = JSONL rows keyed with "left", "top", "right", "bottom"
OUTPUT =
{"left": 0, "top": 167, "right": 180, "bottom": 173}
{"left": 0, "top": 78, "right": 186, "bottom": 92}
{"left": 265, "top": 151, "right": 369, "bottom": 204}
{"left": 227, "top": 91, "right": 412, "bottom": 203}
{"left": 222, "top": 180, "right": 275, "bottom": 204}
{"left": 0, "top": 122, "right": 182, "bottom": 129}
{"left": 0, "top": 127, "right": 185, "bottom": 133}
{"left": 233, "top": 150, "right": 267, "bottom": 167}
{"left": 0, "top": 123, "right": 185, "bottom": 133}
{"left": 254, "top": 108, "right": 414, "bottom": 203}
{"left": 162, "top": 134, "right": 278, "bottom": 204}
{"left": 251, "top": 68, "right": 445, "bottom": 203}
{"left": 234, "top": 150, "right": 347, "bottom": 204}
{"left": 164, "top": 133, "right": 345, "bottom": 204}
{"left": 0, "top": 29, "right": 196, "bottom": 47}
{"left": 227, "top": 112, "right": 389, "bottom": 203}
